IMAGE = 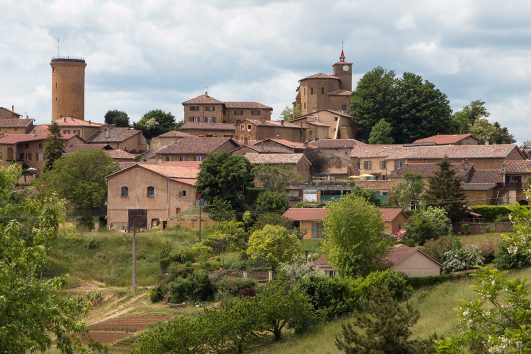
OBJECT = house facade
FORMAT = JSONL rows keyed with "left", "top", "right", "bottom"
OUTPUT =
{"left": 0, "top": 106, "right": 23, "bottom": 120}
{"left": 178, "top": 122, "right": 235, "bottom": 138}
{"left": 385, "top": 245, "right": 442, "bottom": 277}
{"left": 235, "top": 119, "right": 306, "bottom": 144}
{"left": 54, "top": 117, "right": 102, "bottom": 140}
{"left": 149, "top": 130, "right": 193, "bottom": 151}
{"left": 149, "top": 137, "right": 239, "bottom": 162}
{"left": 86, "top": 126, "right": 148, "bottom": 153}
{"left": 290, "top": 110, "right": 357, "bottom": 140}
{"left": 0, "top": 119, "right": 34, "bottom": 134}
{"left": 244, "top": 153, "right": 312, "bottom": 183}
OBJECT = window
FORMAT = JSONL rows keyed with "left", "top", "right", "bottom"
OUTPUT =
{"left": 25, "top": 143, "right": 29, "bottom": 149}
{"left": 194, "top": 156, "right": 203, "bottom": 161}
{"left": 73, "top": 129, "right": 80, "bottom": 135}
{"left": 189, "top": 106, "right": 199, "bottom": 111}
{"left": 247, "top": 124, "right": 252, "bottom": 130}
{"left": 178, "top": 190, "right": 187, "bottom": 197}
{"left": 191, "top": 116, "right": 200, "bottom": 122}
{"left": 251, "top": 109, "right": 260, "bottom": 115}
{"left": 147, "top": 186, "right": 155, "bottom": 197}
{"left": 38, "top": 143, "right": 43, "bottom": 149}
{"left": 394, "top": 159, "right": 405, "bottom": 168}
{"left": 240, "top": 124, "right": 245, "bottom": 131}
{"left": 19, "top": 153, "right": 24, "bottom": 160}
{"left": 321, "top": 87, "right": 324, "bottom": 94}
{"left": 310, "top": 87, "right": 314, "bottom": 95}
{"left": 38, "top": 153, "right": 44, "bottom": 161}
{"left": 63, "top": 130, "right": 70, "bottom": 134}
{"left": 234, "top": 110, "right": 243, "bottom": 115}
{"left": 178, "top": 155, "right": 185, "bottom": 161}
{"left": 121, "top": 186, "right": 129, "bottom": 198}
{"left": 26, "top": 153, "right": 32, "bottom": 161}
{"left": 165, "top": 156, "right": 172, "bottom": 161}
{"left": 363, "top": 161, "right": 372, "bottom": 170}
{"left": 176, "top": 207, "right": 181, "bottom": 214}
{"left": 205, "top": 106, "right": 215, "bottom": 111}
{"left": 342, "top": 105, "right": 348, "bottom": 112}
{"left": 207, "top": 117, "right": 215, "bottom": 123}
{"left": 379, "top": 161, "right": 386, "bottom": 169}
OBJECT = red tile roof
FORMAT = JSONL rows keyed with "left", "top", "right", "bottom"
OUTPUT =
{"left": 384, "top": 245, "right": 441, "bottom": 268}
{"left": 106, "top": 149, "right": 135, "bottom": 160}
{"left": 86, "top": 127, "right": 142, "bottom": 143}
{"left": 156, "top": 137, "right": 238, "bottom": 155}
{"left": 413, "top": 134, "right": 475, "bottom": 145}
{"left": 466, "top": 169, "right": 503, "bottom": 183}
{"left": 313, "top": 255, "right": 333, "bottom": 268}
{"left": 179, "top": 122, "right": 236, "bottom": 131}
{"left": 379, "top": 208, "right": 407, "bottom": 222}
{"left": 170, "top": 178, "right": 197, "bottom": 186}
{"left": 0, "top": 133, "right": 48, "bottom": 144}
{"left": 505, "top": 160, "right": 531, "bottom": 174}
{"left": 224, "top": 102, "right": 272, "bottom": 110}
{"left": 244, "top": 153, "right": 308, "bottom": 165}
{"left": 182, "top": 93, "right": 224, "bottom": 105}
{"left": 389, "top": 162, "right": 472, "bottom": 179}
{"left": 300, "top": 73, "right": 339, "bottom": 81}
{"left": 54, "top": 117, "right": 103, "bottom": 127}
{"left": 263, "top": 138, "right": 306, "bottom": 150}
{"left": 32, "top": 124, "right": 50, "bottom": 134}
{"left": 0, "top": 119, "right": 33, "bottom": 128}
{"left": 138, "top": 162, "right": 201, "bottom": 178}
{"left": 283, "top": 208, "right": 327, "bottom": 221}
{"left": 328, "top": 89, "right": 352, "bottom": 96}
{"left": 65, "top": 143, "right": 112, "bottom": 153}
{"left": 157, "top": 130, "right": 194, "bottom": 138}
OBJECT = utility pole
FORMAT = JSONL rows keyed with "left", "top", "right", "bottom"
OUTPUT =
{"left": 198, "top": 199, "right": 202, "bottom": 242}
{"left": 132, "top": 218, "right": 137, "bottom": 291}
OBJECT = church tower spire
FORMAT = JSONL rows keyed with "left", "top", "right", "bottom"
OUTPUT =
{"left": 339, "top": 48, "right": 346, "bottom": 62}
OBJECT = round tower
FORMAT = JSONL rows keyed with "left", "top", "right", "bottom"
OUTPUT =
{"left": 50, "top": 57, "right": 86, "bottom": 121}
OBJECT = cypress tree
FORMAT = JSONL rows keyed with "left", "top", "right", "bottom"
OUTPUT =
{"left": 43, "top": 122, "right": 65, "bottom": 171}
{"left": 423, "top": 156, "right": 466, "bottom": 222}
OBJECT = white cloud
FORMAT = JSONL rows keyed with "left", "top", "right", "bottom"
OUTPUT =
{"left": 395, "top": 13, "right": 417, "bottom": 31}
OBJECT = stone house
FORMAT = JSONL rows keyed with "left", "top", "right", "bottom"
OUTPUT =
{"left": 0, "top": 106, "right": 23, "bottom": 119}
{"left": 149, "top": 130, "right": 194, "bottom": 151}
{"left": 106, "top": 162, "right": 201, "bottom": 230}
{"left": 413, "top": 134, "right": 479, "bottom": 145}
{"left": 308, "top": 138, "right": 365, "bottom": 174}
{"left": 244, "top": 153, "right": 312, "bottom": 183}
{"left": 178, "top": 122, "right": 235, "bottom": 138}
{"left": 54, "top": 117, "right": 102, "bottom": 140}
{"left": 503, "top": 160, "right": 531, "bottom": 205}
{"left": 380, "top": 208, "right": 409, "bottom": 234}
{"left": 0, "top": 119, "right": 34, "bottom": 134}
{"left": 150, "top": 137, "right": 239, "bottom": 162}
{"left": 65, "top": 143, "right": 136, "bottom": 164}
{"left": 235, "top": 119, "right": 306, "bottom": 144}
{"left": 86, "top": 126, "right": 148, "bottom": 153}
{"left": 182, "top": 93, "right": 272, "bottom": 124}
{"left": 289, "top": 109, "right": 357, "bottom": 140}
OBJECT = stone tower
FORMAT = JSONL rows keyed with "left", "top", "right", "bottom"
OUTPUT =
{"left": 332, "top": 49, "right": 353, "bottom": 91}
{"left": 50, "top": 57, "right": 86, "bottom": 121}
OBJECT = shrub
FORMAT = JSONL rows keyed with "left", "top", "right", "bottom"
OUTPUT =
{"left": 165, "top": 270, "right": 215, "bottom": 303}
{"left": 494, "top": 233, "right": 531, "bottom": 270}
{"left": 85, "top": 237, "right": 103, "bottom": 250}
{"left": 442, "top": 246, "right": 484, "bottom": 273}
{"left": 150, "top": 285, "right": 165, "bottom": 303}
{"left": 421, "top": 236, "right": 461, "bottom": 263}
{"left": 255, "top": 191, "right": 289, "bottom": 213}
{"left": 77, "top": 215, "right": 94, "bottom": 230}
{"left": 296, "top": 276, "right": 354, "bottom": 319}
{"left": 249, "top": 212, "right": 294, "bottom": 234}
{"left": 207, "top": 197, "right": 234, "bottom": 222}
{"left": 460, "top": 223, "right": 470, "bottom": 235}
{"left": 354, "top": 270, "right": 412, "bottom": 301}
{"left": 470, "top": 205, "right": 514, "bottom": 222}
{"left": 216, "top": 277, "right": 256, "bottom": 297}
{"left": 404, "top": 207, "right": 452, "bottom": 245}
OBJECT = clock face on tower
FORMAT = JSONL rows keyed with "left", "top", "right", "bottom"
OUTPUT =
{"left": 343, "top": 65, "right": 350, "bottom": 72}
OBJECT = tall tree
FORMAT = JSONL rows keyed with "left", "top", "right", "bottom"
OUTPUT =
{"left": 368, "top": 118, "right": 394, "bottom": 144}
{"left": 43, "top": 122, "right": 65, "bottom": 171}
{"left": 134, "top": 109, "right": 176, "bottom": 139}
{"left": 280, "top": 105, "right": 302, "bottom": 121}
{"left": 388, "top": 172, "right": 424, "bottom": 209}
{"left": 391, "top": 72, "right": 452, "bottom": 143}
{"left": 469, "top": 118, "right": 515, "bottom": 144}
{"left": 452, "top": 99, "right": 489, "bottom": 133}
{"left": 323, "top": 194, "right": 390, "bottom": 276}
{"left": 350, "top": 67, "right": 397, "bottom": 141}
{"left": 423, "top": 156, "right": 466, "bottom": 222}
{"left": 104, "top": 109, "right": 130, "bottom": 127}
{"left": 196, "top": 152, "right": 254, "bottom": 210}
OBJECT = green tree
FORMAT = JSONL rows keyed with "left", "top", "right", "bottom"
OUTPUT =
{"left": 104, "top": 109, "right": 130, "bottom": 127}
{"left": 350, "top": 184, "right": 381, "bottom": 206}
{"left": 391, "top": 72, "right": 452, "bottom": 143}
{"left": 323, "top": 194, "right": 390, "bottom": 276}
{"left": 0, "top": 164, "right": 91, "bottom": 353}
{"left": 43, "top": 122, "right": 65, "bottom": 171}
{"left": 218, "top": 298, "right": 260, "bottom": 353}
{"left": 253, "top": 164, "right": 302, "bottom": 192}
{"left": 247, "top": 225, "right": 301, "bottom": 272}
{"left": 37, "top": 149, "right": 118, "bottom": 210}
{"left": 452, "top": 99, "right": 489, "bottom": 133}
{"left": 423, "top": 156, "right": 467, "bottom": 222}
{"left": 134, "top": 109, "right": 176, "bottom": 139}
{"left": 436, "top": 268, "right": 531, "bottom": 353}
{"left": 405, "top": 207, "right": 452, "bottom": 245}
{"left": 522, "top": 140, "right": 531, "bottom": 149}
{"left": 280, "top": 105, "right": 302, "bottom": 121}
{"left": 388, "top": 172, "right": 424, "bottom": 209}
{"left": 255, "top": 191, "right": 289, "bottom": 213}
{"left": 469, "top": 118, "right": 515, "bottom": 144}
{"left": 336, "top": 286, "right": 435, "bottom": 354}
{"left": 207, "top": 197, "right": 235, "bottom": 222}
{"left": 368, "top": 118, "right": 394, "bottom": 144}
{"left": 196, "top": 152, "right": 254, "bottom": 210}
{"left": 350, "top": 66, "right": 397, "bottom": 141}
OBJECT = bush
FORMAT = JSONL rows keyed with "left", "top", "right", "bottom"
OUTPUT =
{"left": 354, "top": 270, "right": 412, "bottom": 301}
{"left": 245, "top": 187, "right": 263, "bottom": 208}
{"left": 470, "top": 205, "right": 514, "bottom": 222}
{"left": 150, "top": 285, "right": 165, "bottom": 303}
{"left": 406, "top": 272, "right": 473, "bottom": 288}
{"left": 249, "top": 212, "right": 294, "bottom": 234}
{"left": 460, "top": 223, "right": 470, "bottom": 235}
{"left": 494, "top": 233, "right": 531, "bottom": 270}
{"left": 77, "top": 216, "right": 94, "bottom": 230}
{"left": 442, "top": 246, "right": 484, "bottom": 273}
{"left": 207, "top": 198, "right": 234, "bottom": 222}
{"left": 421, "top": 236, "right": 461, "bottom": 263}
{"left": 85, "top": 237, "right": 103, "bottom": 250}
{"left": 216, "top": 277, "right": 256, "bottom": 297}
{"left": 404, "top": 207, "right": 452, "bottom": 245}
{"left": 255, "top": 191, "right": 289, "bottom": 213}
{"left": 296, "top": 276, "right": 354, "bottom": 319}
{"left": 165, "top": 270, "right": 216, "bottom": 303}
{"left": 159, "top": 249, "right": 195, "bottom": 271}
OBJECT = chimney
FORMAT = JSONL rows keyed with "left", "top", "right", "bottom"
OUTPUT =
{"left": 11, "top": 105, "right": 14, "bottom": 112}
{"left": 261, "top": 118, "right": 266, "bottom": 124}
{"left": 63, "top": 117, "right": 66, "bottom": 122}
{"left": 105, "top": 126, "right": 111, "bottom": 139}
{"left": 281, "top": 120, "right": 284, "bottom": 126}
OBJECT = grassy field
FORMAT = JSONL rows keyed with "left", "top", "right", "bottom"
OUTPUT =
{"left": 459, "top": 232, "right": 503, "bottom": 246}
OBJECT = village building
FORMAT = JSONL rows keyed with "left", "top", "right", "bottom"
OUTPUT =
{"left": 244, "top": 153, "right": 312, "bottom": 183}
{"left": 54, "top": 116, "right": 103, "bottom": 140}
{"left": 289, "top": 109, "right": 357, "bottom": 140}
{"left": 503, "top": 160, "right": 531, "bottom": 205}
{"left": 235, "top": 119, "right": 306, "bottom": 144}
{"left": 149, "top": 137, "right": 239, "bottom": 162}
{"left": 413, "top": 133, "right": 479, "bottom": 145}
{"left": 178, "top": 122, "right": 235, "bottom": 138}
{"left": 106, "top": 162, "right": 201, "bottom": 231}
{"left": 65, "top": 143, "right": 136, "bottom": 164}
{"left": 308, "top": 138, "right": 365, "bottom": 177}
{"left": 149, "top": 130, "right": 194, "bottom": 151}
{"left": 182, "top": 93, "right": 272, "bottom": 124}
{"left": 0, "top": 106, "right": 23, "bottom": 120}
{"left": 86, "top": 126, "right": 148, "bottom": 153}
{"left": 294, "top": 49, "right": 353, "bottom": 115}
{"left": 0, "top": 119, "right": 34, "bottom": 134}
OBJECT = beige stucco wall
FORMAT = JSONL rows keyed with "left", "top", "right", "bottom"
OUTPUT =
{"left": 392, "top": 252, "right": 441, "bottom": 277}
{"left": 384, "top": 213, "right": 409, "bottom": 234}
{"left": 0, "top": 140, "right": 46, "bottom": 170}
{"left": 179, "top": 128, "right": 234, "bottom": 138}
{"left": 225, "top": 108, "right": 271, "bottom": 124}
{"left": 299, "top": 220, "right": 323, "bottom": 239}
{"left": 183, "top": 103, "right": 224, "bottom": 123}
{"left": 109, "top": 133, "right": 147, "bottom": 153}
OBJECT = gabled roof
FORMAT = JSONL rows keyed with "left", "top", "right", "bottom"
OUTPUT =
{"left": 308, "top": 139, "right": 365, "bottom": 149}
{"left": 224, "top": 102, "right": 272, "bottom": 110}
{"left": 106, "top": 149, "right": 136, "bottom": 160}
{"left": 283, "top": 208, "right": 327, "bottom": 221}
{"left": 300, "top": 73, "right": 339, "bottom": 81}
{"left": 389, "top": 162, "right": 472, "bottom": 179}
{"left": 254, "top": 138, "right": 307, "bottom": 150}
{"left": 107, "top": 161, "right": 201, "bottom": 179}
{"left": 466, "top": 169, "right": 503, "bottom": 184}
{"left": 380, "top": 208, "right": 408, "bottom": 222}
{"left": 0, "top": 133, "right": 48, "bottom": 144}
{"left": 64, "top": 143, "right": 113, "bottom": 153}
{"left": 244, "top": 153, "right": 309, "bottom": 165}
{"left": 327, "top": 89, "right": 352, "bottom": 96}
{"left": 86, "top": 127, "right": 142, "bottom": 143}
{"left": 156, "top": 130, "right": 194, "bottom": 138}
{"left": 179, "top": 122, "right": 236, "bottom": 131}
{"left": 156, "top": 137, "right": 238, "bottom": 155}
{"left": 350, "top": 145, "right": 400, "bottom": 158}
{"left": 0, "top": 119, "right": 33, "bottom": 128}
{"left": 182, "top": 93, "right": 224, "bottom": 105}
{"left": 243, "top": 119, "right": 303, "bottom": 129}
{"left": 0, "top": 107, "right": 22, "bottom": 117}
{"left": 504, "top": 160, "right": 531, "bottom": 174}
{"left": 54, "top": 117, "right": 103, "bottom": 127}
{"left": 32, "top": 124, "right": 50, "bottom": 134}
{"left": 384, "top": 245, "right": 441, "bottom": 268}
{"left": 413, "top": 134, "right": 476, "bottom": 145}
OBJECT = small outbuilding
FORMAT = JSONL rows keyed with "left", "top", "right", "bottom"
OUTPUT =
{"left": 384, "top": 245, "right": 442, "bottom": 277}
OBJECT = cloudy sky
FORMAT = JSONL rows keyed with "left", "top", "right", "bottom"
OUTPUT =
{"left": 1, "top": 0, "right": 530, "bottom": 142}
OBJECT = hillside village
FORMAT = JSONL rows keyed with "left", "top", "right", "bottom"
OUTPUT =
{"left": 1, "top": 49, "right": 530, "bottom": 353}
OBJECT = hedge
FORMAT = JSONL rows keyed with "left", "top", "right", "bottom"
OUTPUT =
{"left": 406, "top": 272, "right": 474, "bottom": 288}
{"left": 470, "top": 205, "right": 514, "bottom": 222}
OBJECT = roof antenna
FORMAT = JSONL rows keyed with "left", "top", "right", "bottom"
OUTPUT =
{"left": 57, "top": 38, "right": 60, "bottom": 57}
{"left": 205, "top": 86, "right": 209, "bottom": 96}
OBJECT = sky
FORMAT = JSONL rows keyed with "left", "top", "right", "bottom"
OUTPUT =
{"left": 0, "top": 0, "right": 530, "bottom": 143}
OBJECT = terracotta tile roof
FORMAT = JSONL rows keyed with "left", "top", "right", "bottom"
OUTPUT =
{"left": 380, "top": 208, "right": 407, "bottom": 222}
{"left": 54, "top": 117, "right": 103, "bottom": 127}
{"left": 300, "top": 73, "right": 339, "bottom": 81}
{"left": 32, "top": 124, "right": 50, "bottom": 134}
{"left": 466, "top": 169, "right": 503, "bottom": 184}
{"left": 309, "top": 139, "right": 365, "bottom": 149}
{"left": 64, "top": 143, "right": 112, "bottom": 153}
{"left": 137, "top": 162, "right": 201, "bottom": 178}
{"left": 350, "top": 144, "right": 522, "bottom": 159}
{"left": 179, "top": 122, "right": 236, "bottom": 131}
{"left": 384, "top": 245, "right": 442, "bottom": 268}
{"left": 245, "top": 119, "right": 303, "bottom": 129}
{"left": 413, "top": 134, "right": 475, "bottom": 145}
{"left": 106, "top": 149, "right": 135, "bottom": 160}
{"left": 389, "top": 162, "right": 472, "bottom": 179}
{"left": 182, "top": 93, "right": 223, "bottom": 105}
{"left": 263, "top": 138, "right": 306, "bottom": 150}
{"left": 157, "top": 130, "right": 194, "bottom": 138}
{"left": 224, "top": 102, "right": 272, "bottom": 110}
{"left": 0, "top": 133, "right": 48, "bottom": 144}
{"left": 504, "top": 160, "right": 531, "bottom": 174}
{"left": 0, "top": 119, "right": 33, "bottom": 128}
{"left": 244, "top": 153, "right": 307, "bottom": 165}
{"left": 313, "top": 255, "right": 333, "bottom": 268}
{"left": 170, "top": 178, "right": 197, "bottom": 186}
{"left": 283, "top": 208, "right": 327, "bottom": 221}
{"left": 462, "top": 183, "right": 497, "bottom": 191}
{"left": 350, "top": 144, "right": 400, "bottom": 158}
{"left": 86, "top": 127, "right": 142, "bottom": 143}
{"left": 156, "top": 137, "right": 238, "bottom": 155}
{"left": 307, "top": 121, "right": 331, "bottom": 127}
{"left": 327, "top": 89, "right": 352, "bottom": 96}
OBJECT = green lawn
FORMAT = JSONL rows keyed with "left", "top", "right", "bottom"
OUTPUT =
{"left": 459, "top": 232, "right": 503, "bottom": 246}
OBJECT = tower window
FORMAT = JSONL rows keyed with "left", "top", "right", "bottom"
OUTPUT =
{"left": 234, "top": 110, "right": 243, "bottom": 115}
{"left": 55, "top": 82, "right": 57, "bottom": 88}
{"left": 310, "top": 87, "right": 314, "bottom": 95}
{"left": 147, "top": 186, "right": 155, "bottom": 197}
{"left": 321, "top": 87, "right": 324, "bottom": 94}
